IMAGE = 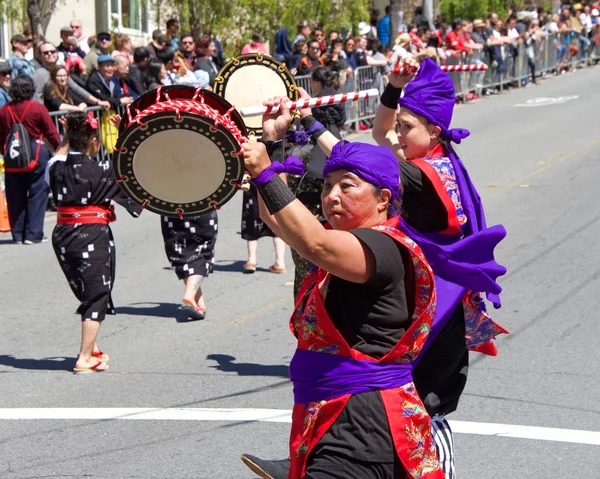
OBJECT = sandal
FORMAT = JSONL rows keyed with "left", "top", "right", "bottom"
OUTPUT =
{"left": 92, "top": 351, "right": 109, "bottom": 362}
{"left": 269, "top": 265, "right": 286, "bottom": 274}
{"left": 243, "top": 262, "right": 257, "bottom": 274}
{"left": 179, "top": 304, "right": 206, "bottom": 322}
{"left": 73, "top": 361, "right": 109, "bottom": 375}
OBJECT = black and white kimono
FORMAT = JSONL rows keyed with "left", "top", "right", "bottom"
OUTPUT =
{"left": 49, "top": 152, "right": 141, "bottom": 322}
{"left": 161, "top": 211, "right": 218, "bottom": 280}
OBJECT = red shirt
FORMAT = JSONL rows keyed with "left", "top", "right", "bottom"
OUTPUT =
{"left": 445, "top": 30, "right": 470, "bottom": 53}
{"left": 0, "top": 100, "right": 60, "bottom": 154}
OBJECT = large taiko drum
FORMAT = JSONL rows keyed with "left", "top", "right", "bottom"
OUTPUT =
{"left": 213, "top": 53, "right": 299, "bottom": 137}
{"left": 113, "top": 85, "right": 248, "bottom": 218}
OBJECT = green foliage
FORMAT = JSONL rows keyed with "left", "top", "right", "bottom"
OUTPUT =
{"left": 171, "top": 0, "right": 369, "bottom": 58}
{"left": 438, "top": 0, "right": 526, "bottom": 22}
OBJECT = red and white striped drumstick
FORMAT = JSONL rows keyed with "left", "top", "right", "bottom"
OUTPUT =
{"left": 241, "top": 88, "right": 380, "bottom": 117}
{"left": 392, "top": 64, "right": 488, "bottom": 75}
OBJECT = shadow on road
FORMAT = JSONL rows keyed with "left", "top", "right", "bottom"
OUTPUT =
{"left": 0, "top": 354, "right": 75, "bottom": 371}
{"left": 115, "top": 302, "right": 181, "bottom": 319}
{"left": 207, "top": 354, "right": 289, "bottom": 378}
{"left": 212, "top": 260, "right": 271, "bottom": 273}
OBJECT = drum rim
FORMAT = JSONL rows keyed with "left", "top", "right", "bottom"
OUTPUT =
{"left": 118, "top": 85, "right": 247, "bottom": 138}
{"left": 213, "top": 53, "right": 299, "bottom": 136}
{"left": 114, "top": 110, "right": 244, "bottom": 217}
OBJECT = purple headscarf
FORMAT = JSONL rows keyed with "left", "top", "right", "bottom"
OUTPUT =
{"left": 323, "top": 141, "right": 400, "bottom": 203}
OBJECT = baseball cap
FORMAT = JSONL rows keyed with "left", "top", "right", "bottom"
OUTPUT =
{"left": 0, "top": 61, "right": 13, "bottom": 73}
{"left": 97, "top": 54, "right": 116, "bottom": 64}
{"left": 11, "top": 34, "right": 29, "bottom": 44}
{"left": 60, "top": 26, "right": 74, "bottom": 34}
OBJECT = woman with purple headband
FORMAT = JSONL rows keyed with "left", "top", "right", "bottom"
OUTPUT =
{"left": 241, "top": 59, "right": 507, "bottom": 479}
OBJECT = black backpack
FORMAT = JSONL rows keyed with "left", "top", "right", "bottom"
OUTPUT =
{"left": 4, "top": 102, "right": 42, "bottom": 173}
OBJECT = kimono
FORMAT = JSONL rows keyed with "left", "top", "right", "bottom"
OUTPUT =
{"left": 161, "top": 211, "right": 218, "bottom": 280}
{"left": 241, "top": 185, "right": 275, "bottom": 241}
{"left": 49, "top": 152, "right": 141, "bottom": 322}
{"left": 288, "top": 220, "right": 443, "bottom": 479}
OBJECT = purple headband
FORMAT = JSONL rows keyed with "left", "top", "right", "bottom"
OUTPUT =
{"left": 399, "top": 58, "right": 470, "bottom": 144}
{"left": 323, "top": 141, "right": 400, "bottom": 203}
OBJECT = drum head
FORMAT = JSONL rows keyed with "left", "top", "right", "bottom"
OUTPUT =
{"left": 114, "top": 111, "right": 244, "bottom": 217}
{"left": 213, "top": 53, "right": 298, "bottom": 136}
{"left": 119, "top": 85, "right": 247, "bottom": 137}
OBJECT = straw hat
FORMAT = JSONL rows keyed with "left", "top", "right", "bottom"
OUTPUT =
{"left": 473, "top": 19, "right": 485, "bottom": 28}
{"left": 358, "top": 21, "right": 371, "bottom": 35}
{"left": 395, "top": 33, "right": 411, "bottom": 48}
{"left": 572, "top": 3, "right": 583, "bottom": 11}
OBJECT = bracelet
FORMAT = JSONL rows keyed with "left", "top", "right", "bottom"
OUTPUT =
{"left": 380, "top": 83, "right": 403, "bottom": 109}
{"left": 300, "top": 116, "right": 327, "bottom": 144}
{"left": 257, "top": 174, "right": 296, "bottom": 215}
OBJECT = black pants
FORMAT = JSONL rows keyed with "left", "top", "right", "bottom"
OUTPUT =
{"left": 528, "top": 57, "right": 537, "bottom": 84}
{"left": 305, "top": 451, "right": 406, "bottom": 479}
{"left": 5, "top": 141, "right": 50, "bottom": 242}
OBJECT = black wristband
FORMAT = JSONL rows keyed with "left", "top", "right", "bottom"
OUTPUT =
{"left": 258, "top": 139, "right": 283, "bottom": 157}
{"left": 257, "top": 174, "right": 296, "bottom": 215}
{"left": 301, "top": 115, "right": 327, "bottom": 144}
{"left": 380, "top": 83, "right": 403, "bottom": 110}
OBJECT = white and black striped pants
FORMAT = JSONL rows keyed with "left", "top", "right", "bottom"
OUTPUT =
{"left": 431, "top": 415, "right": 456, "bottom": 479}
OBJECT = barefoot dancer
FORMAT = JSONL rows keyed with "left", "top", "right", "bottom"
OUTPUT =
{"left": 48, "top": 111, "right": 141, "bottom": 374}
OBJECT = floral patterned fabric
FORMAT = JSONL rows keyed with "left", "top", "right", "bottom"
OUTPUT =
{"left": 288, "top": 220, "right": 444, "bottom": 479}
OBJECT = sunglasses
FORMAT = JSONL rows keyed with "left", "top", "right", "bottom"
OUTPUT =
{"left": 309, "top": 46, "right": 320, "bottom": 50}
{"left": 0, "top": 71, "right": 10, "bottom": 76}
{"left": 42, "top": 50, "right": 58, "bottom": 55}
{"left": 181, "top": 40, "right": 194, "bottom": 45}
{"left": 98, "top": 36, "right": 111, "bottom": 42}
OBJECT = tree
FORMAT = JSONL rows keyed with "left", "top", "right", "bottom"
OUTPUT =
{"left": 26, "top": 0, "right": 58, "bottom": 37}
{"left": 390, "top": 0, "right": 402, "bottom": 47}
{"left": 438, "top": 0, "right": 523, "bottom": 22}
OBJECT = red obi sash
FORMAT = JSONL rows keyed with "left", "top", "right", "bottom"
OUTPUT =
{"left": 288, "top": 219, "right": 443, "bottom": 479}
{"left": 56, "top": 205, "right": 116, "bottom": 225}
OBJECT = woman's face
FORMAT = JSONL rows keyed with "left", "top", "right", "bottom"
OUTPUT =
{"left": 321, "top": 170, "right": 389, "bottom": 231}
{"left": 345, "top": 40, "right": 355, "bottom": 52}
{"left": 396, "top": 107, "right": 439, "bottom": 159}
{"left": 159, "top": 64, "right": 167, "bottom": 80}
{"left": 124, "top": 39, "right": 132, "bottom": 52}
{"left": 55, "top": 68, "right": 68, "bottom": 87}
{"left": 358, "top": 37, "right": 367, "bottom": 49}
{"left": 309, "top": 77, "right": 321, "bottom": 93}
{"left": 208, "top": 41, "right": 216, "bottom": 56}
{"left": 301, "top": 43, "right": 308, "bottom": 54}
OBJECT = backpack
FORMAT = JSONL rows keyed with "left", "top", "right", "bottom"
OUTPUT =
{"left": 4, "top": 102, "right": 42, "bottom": 173}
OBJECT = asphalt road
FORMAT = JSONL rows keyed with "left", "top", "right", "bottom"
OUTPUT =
{"left": 1, "top": 67, "right": 600, "bottom": 479}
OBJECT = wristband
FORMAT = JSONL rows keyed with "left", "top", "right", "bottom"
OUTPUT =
{"left": 380, "top": 83, "right": 403, "bottom": 110}
{"left": 300, "top": 116, "right": 327, "bottom": 145}
{"left": 251, "top": 156, "right": 305, "bottom": 185}
{"left": 258, "top": 139, "right": 283, "bottom": 156}
{"left": 257, "top": 174, "right": 296, "bottom": 215}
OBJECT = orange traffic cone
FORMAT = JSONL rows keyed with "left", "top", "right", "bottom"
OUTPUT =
{"left": 0, "top": 189, "right": 10, "bottom": 232}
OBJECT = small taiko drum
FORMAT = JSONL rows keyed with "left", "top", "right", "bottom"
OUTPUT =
{"left": 213, "top": 53, "right": 299, "bottom": 137}
{"left": 113, "top": 85, "right": 248, "bottom": 218}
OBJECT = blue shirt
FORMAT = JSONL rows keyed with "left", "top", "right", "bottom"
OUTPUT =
{"left": 0, "top": 87, "right": 10, "bottom": 108}
{"left": 7, "top": 54, "right": 34, "bottom": 80}
{"left": 378, "top": 15, "right": 391, "bottom": 46}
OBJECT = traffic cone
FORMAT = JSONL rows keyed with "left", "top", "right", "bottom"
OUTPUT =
{"left": 0, "top": 190, "right": 10, "bottom": 232}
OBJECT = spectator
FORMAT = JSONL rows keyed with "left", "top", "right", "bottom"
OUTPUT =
{"left": 114, "top": 55, "right": 138, "bottom": 99}
{"left": 471, "top": 19, "right": 488, "bottom": 45}
{"left": 29, "top": 38, "right": 45, "bottom": 70}
{"left": 488, "top": 20, "right": 508, "bottom": 82}
{"left": 274, "top": 27, "right": 293, "bottom": 63}
{"left": 292, "top": 21, "right": 311, "bottom": 48}
{"left": 65, "top": 54, "right": 88, "bottom": 89}
{"left": 290, "top": 40, "right": 307, "bottom": 72}
{"left": 210, "top": 33, "right": 225, "bottom": 69}
{"left": 328, "top": 31, "right": 340, "bottom": 44}
{"left": 165, "top": 51, "right": 200, "bottom": 86}
{"left": 446, "top": 18, "right": 472, "bottom": 54}
{"left": 312, "top": 28, "right": 327, "bottom": 52}
{"left": 57, "top": 26, "right": 86, "bottom": 61}
{"left": 241, "top": 33, "right": 268, "bottom": 55}
{"left": 70, "top": 19, "right": 90, "bottom": 54}
{"left": 462, "top": 21, "right": 484, "bottom": 52}
{"left": 326, "top": 38, "right": 351, "bottom": 84}
{"left": 147, "top": 32, "right": 169, "bottom": 59}
{"left": 194, "top": 35, "right": 219, "bottom": 85}
{"left": 43, "top": 65, "right": 88, "bottom": 112}
{"left": 145, "top": 59, "right": 167, "bottom": 90}
{"left": 342, "top": 37, "right": 357, "bottom": 69}
{"left": 33, "top": 42, "right": 106, "bottom": 108}
{"left": 127, "top": 47, "right": 150, "bottom": 96}
{"left": 111, "top": 34, "right": 133, "bottom": 63}
{"left": 166, "top": 18, "right": 180, "bottom": 52}
{"left": 0, "top": 75, "right": 60, "bottom": 244}
{"left": 84, "top": 31, "right": 112, "bottom": 73}
{"left": 179, "top": 33, "right": 196, "bottom": 70}
{"left": 378, "top": 6, "right": 391, "bottom": 46}
{"left": 23, "top": 26, "right": 35, "bottom": 61}
{"left": 0, "top": 62, "right": 11, "bottom": 108}
{"left": 8, "top": 34, "right": 35, "bottom": 80}
{"left": 355, "top": 35, "right": 388, "bottom": 67}
{"left": 297, "top": 40, "right": 325, "bottom": 75}
{"left": 86, "top": 55, "right": 133, "bottom": 110}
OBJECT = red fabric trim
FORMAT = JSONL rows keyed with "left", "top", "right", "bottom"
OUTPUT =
{"left": 409, "top": 156, "right": 461, "bottom": 236}
{"left": 56, "top": 205, "right": 115, "bottom": 225}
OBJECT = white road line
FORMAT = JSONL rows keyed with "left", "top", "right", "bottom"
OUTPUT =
{"left": 0, "top": 408, "right": 599, "bottom": 446}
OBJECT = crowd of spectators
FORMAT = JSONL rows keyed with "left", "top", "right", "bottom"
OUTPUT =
{"left": 0, "top": 2, "right": 598, "bottom": 114}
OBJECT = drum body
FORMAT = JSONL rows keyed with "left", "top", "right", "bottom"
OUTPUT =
{"left": 213, "top": 53, "right": 298, "bottom": 136}
{"left": 114, "top": 85, "right": 247, "bottom": 218}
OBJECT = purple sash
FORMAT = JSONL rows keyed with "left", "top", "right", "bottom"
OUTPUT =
{"left": 289, "top": 349, "right": 413, "bottom": 404}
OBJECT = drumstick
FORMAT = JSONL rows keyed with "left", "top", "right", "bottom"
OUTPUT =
{"left": 240, "top": 89, "right": 380, "bottom": 118}
{"left": 392, "top": 64, "right": 488, "bottom": 75}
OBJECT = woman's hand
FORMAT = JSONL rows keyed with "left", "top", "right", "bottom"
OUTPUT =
{"left": 388, "top": 57, "right": 419, "bottom": 89}
{"left": 297, "top": 87, "right": 312, "bottom": 119}
{"left": 98, "top": 100, "right": 111, "bottom": 110}
{"left": 109, "top": 114, "right": 122, "bottom": 129}
{"left": 242, "top": 140, "right": 271, "bottom": 179}
{"left": 261, "top": 96, "right": 292, "bottom": 141}
{"left": 78, "top": 102, "right": 87, "bottom": 111}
